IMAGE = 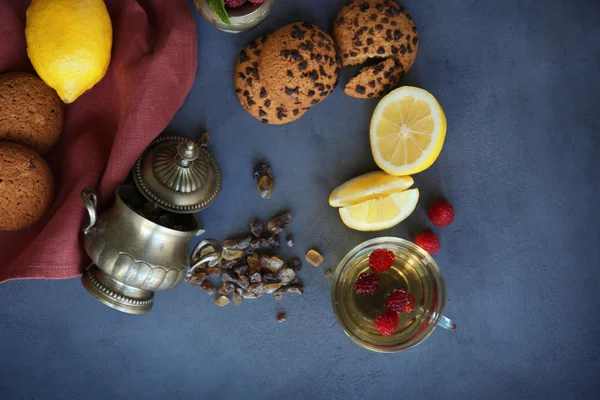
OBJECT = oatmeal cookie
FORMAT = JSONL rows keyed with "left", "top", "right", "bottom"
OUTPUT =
{"left": 333, "top": 0, "right": 419, "bottom": 71}
{"left": 235, "top": 36, "right": 307, "bottom": 124}
{"left": 0, "top": 142, "right": 54, "bottom": 231}
{"left": 259, "top": 22, "right": 341, "bottom": 109}
{"left": 344, "top": 57, "right": 405, "bottom": 99}
{"left": 0, "top": 72, "right": 64, "bottom": 154}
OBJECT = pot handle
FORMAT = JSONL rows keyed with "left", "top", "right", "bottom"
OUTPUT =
{"left": 81, "top": 188, "right": 98, "bottom": 235}
{"left": 188, "top": 239, "right": 222, "bottom": 276}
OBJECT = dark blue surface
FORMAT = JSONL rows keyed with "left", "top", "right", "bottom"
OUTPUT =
{"left": 2, "top": 0, "right": 600, "bottom": 399}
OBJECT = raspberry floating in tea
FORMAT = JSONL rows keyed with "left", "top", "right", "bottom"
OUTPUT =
{"left": 385, "top": 288, "right": 413, "bottom": 313}
{"left": 374, "top": 312, "right": 399, "bottom": 336}
{"left": 369, "top": 248, "right": 395, "bottom": 272}
{"left": 353, "top": 272, "right": 380, "bottom": 295}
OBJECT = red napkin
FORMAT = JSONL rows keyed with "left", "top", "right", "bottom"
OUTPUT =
{"left": 0, "top": 0, "right": 198, "bottom": 282}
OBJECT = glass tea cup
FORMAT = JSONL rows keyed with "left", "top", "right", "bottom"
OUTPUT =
{"left": 331, "top": 237, "right": 456, "bottom": 353}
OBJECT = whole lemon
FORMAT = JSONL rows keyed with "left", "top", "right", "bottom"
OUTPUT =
{"left": 25, "top": 0, "right": 113, "bottom": 103}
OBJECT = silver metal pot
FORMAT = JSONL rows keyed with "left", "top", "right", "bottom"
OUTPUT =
{"left": 81, "top": 186, "right": 221, "bottom": 314}
{"left": 80, "top": 135, "right": 222, "bottom": 314}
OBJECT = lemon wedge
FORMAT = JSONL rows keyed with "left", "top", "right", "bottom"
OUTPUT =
{"left": 339, "top": 189, "right": 419, "bottom": 231}
{"left": 370, "top": 86, "right": 446, "bottom": 176}
{"left": 329, "top": 171, "right": 413, "bottom": 207}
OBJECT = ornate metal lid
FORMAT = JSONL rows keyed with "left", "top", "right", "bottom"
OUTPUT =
{"left": 133, "top": 134, "right": 221, "bottom": 214}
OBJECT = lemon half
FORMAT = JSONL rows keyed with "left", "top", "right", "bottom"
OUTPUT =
{"left": 370, "top": 86, "right": 446, "bottom": 176}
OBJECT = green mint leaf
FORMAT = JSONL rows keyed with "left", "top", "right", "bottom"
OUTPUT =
{"left": 207, "top": 0, "right": 231, "bottom": 25}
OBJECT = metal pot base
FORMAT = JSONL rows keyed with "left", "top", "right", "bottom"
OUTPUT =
{"left": 82, "top": 266, "right": 154, "bottom": 315}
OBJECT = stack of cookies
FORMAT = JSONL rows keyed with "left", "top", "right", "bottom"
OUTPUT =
{"left": 333, "top": 0, "right": 419, "bottom": 99}
{"left": 235, "top": 22, "right": 342, "bottom": 125}
{"left": 234, "top": 1, "right": 420, "bottom": 120}
{"left": 0, "top": 72, "right": 61, "bottom": 231}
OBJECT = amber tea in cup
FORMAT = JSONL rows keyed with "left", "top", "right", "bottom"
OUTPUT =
{"left": 331, "top": 237, "right": 455, "bottom": 353}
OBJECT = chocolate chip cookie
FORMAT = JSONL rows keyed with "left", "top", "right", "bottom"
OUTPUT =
{"left": 0, "top": 142, "right": 55, "bottom": 231}
{"left": 345, "top": 57, "right": 405, "bottom": 99}
{"left": 333, "top": 0, "right": 419, "bottom": 71}
{"left": 235, "top": 36, "right": 307, "bottom": 124}
{"left": 0, "top": 72, "right": 64, "bottom": 154}
{"left": 259, "top": 22, "right": 341, "bottom": 109}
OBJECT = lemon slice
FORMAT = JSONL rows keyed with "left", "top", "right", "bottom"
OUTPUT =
{"left": 370, "top": 86, "right": 446, "bottom": 176}
{"left": 329, "top": 171, "right": 413, "bottom": 207}
{"left": 339, "top": 189, "right": 419, "bottom": 231}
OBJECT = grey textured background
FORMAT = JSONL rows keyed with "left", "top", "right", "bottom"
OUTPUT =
{"left": 1, "top": 0, "right": 600, "bottom": 399}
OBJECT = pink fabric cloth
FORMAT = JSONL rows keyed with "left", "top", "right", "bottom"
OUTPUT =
{"left": 0, "top": 0, "right": 198, "bottom": 282}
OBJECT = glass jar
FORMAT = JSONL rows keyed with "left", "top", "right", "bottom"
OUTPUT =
{"left": 193, "top": 0, "right": 277, "bottom": 34}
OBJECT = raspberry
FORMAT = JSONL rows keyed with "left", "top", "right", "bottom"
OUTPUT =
{"left": 385, "top": 288, "right": 411, "bottom": 312}
{"left": 404, "top": 293, "right": 416, "bottom": 313}
{"left": 353, "top": 272, "right": 380, "bottom": 295}
{"left": 224, "top": 0, "right": 247, "bottom": 8}
{"left": 414, "top": 231, "right": 440, "bottom": 254}
{"left": 248, "top": 0, "right": 265, "bottom": 3}
{"left": 428, "top": 200, "right": 455, "bottom": 227}
{"left": 374, "top": 312, "right": 399, "bottom": 336}
{"left": 369, "top": 249, "right": 395, "bottom": 272}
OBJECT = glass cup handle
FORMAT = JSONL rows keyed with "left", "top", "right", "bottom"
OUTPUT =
{"left": 437, "top": 315, "right": 457, "bottom": 331}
